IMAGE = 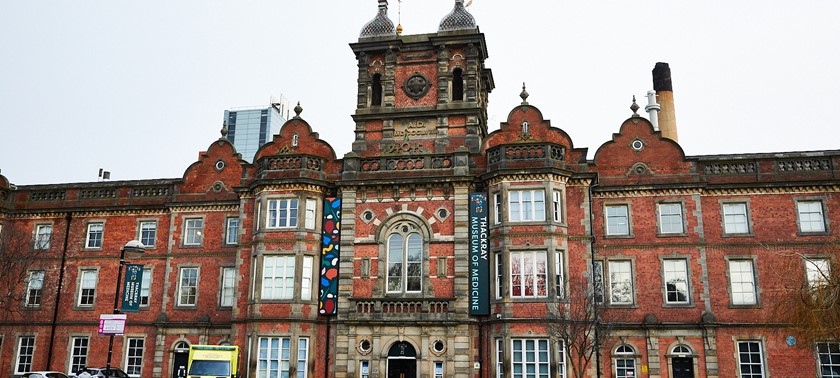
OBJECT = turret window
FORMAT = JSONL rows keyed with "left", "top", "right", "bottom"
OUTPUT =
{"left": 371, "top": 73, "right": 383, "bottom": 106}
{"left": 452, "top": 68, "right": 464, "bottom": 101}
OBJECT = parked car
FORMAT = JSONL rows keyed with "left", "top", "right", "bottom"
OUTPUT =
{"left": 22, "top": 372, "right": 70, "bottom": 378}
{"left": 73, "top": 368, "right": 129, "bottom": 378}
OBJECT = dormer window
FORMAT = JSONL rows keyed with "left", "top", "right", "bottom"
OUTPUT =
{"left": 452, "top": 68, "right": 464, "bottom": 102}
{"left": 371, "top": 73, "right": 383, "bottom": 106}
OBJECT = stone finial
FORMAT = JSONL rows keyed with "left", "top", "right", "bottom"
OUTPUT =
{"left": 520, "top": 83, "right": 529, "bottom": 105}
{"left": 294, "top": 102, "right": 303, "bottom": 118}
{"left": 630, "top": 95, "right": 640, "bottom": 117}
{"left": 220, "top": 120, "right": 228, "bottom": 139}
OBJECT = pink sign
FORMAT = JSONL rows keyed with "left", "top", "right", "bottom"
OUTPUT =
{"left": 98, "top": 314, "right": 127, "bottom": 335}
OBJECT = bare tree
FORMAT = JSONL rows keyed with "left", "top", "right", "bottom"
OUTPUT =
{"left": 768, "top": 243, "right": 840, "bottom": 345}
{"left": 546, "top": 275, "right": 617, "bottom": 378}
{"left": 0, "top": 224, "right": 50, "bottom": 322}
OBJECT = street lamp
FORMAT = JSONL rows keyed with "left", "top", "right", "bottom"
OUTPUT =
{"left": 105, "top": 240, "right": 146, "bottom": 378}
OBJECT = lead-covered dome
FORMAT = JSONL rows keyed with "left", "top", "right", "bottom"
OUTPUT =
{"left": 438, "top": 0, "right": 476, "bottom": 32}
{"left": 360, "top": 0, "right": 396, "bottom": 38}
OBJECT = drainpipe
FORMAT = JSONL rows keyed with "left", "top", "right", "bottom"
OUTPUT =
{"left": 587, "top": 180, "right": 602, "bottom": 378}
{"left": 324, "top": 317, "right": 330, "bottom": 378}
{"left": 46, "top": 212, "right": 72, "bottom": 368}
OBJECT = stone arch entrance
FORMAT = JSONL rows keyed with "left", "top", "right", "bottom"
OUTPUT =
{"left": 669, "top": 344, "right": 695, "bottom": 378}
{"left": 387, "top": 341, "right": 417, "bottom": 378}
{"left": 171, "top": 341, "right": 190, "bottom": 378}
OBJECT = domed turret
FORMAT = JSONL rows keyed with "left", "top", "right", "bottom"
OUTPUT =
{"left": 438, "top": 0, "right": 476, "bottom": 32}
{"left": 360, "top": 0, "right": 396, "bottom": 38}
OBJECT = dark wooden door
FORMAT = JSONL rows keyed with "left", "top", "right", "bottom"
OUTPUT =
{"left": 387, "top": 358, "right": 416, "bottom": 378}
{"left": 173, "top": 352, "right": 189, "bottom": 378}
{"left": 672, "top": 357, "right": 694, "bottom": 378}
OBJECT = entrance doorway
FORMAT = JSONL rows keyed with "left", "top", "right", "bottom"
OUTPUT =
{"left": 672, "top": 357, "right": 694, "bottom": 378}
{"left": 387, "top": 342, "right": 417, "bottom": 378}
{"left": 172, "top": 341, "right": 190, "bottom": 378}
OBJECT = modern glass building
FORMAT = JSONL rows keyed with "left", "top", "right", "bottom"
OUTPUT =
{"left": 224, "top": 98, "right": 289, "bottom": 162}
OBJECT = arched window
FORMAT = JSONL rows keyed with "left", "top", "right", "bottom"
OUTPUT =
{"left": 452, "top": 68, "right": 464, "bottom": 102}
{"left": 387, "top": 222, "right": 423, "bottom": 293}
{"left": 672, "top": 345, "right": 692, "bottom": 355}
{"left": 614, "top": 345, "right": 636, "bottom": 378}
{"left": 371, "top": 73, "right": 383, "bottom": 106}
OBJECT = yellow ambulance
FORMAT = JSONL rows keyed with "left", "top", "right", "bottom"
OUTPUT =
{"left": 187, "top": 345, "right": 239, "bottom": 378}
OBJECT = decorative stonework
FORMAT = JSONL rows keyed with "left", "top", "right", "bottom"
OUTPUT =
{"left": 359, "top": 155, "right": 453, "bottom": 172}
{"left": 258, "top": 156, "right": 325, "bottom": 174}
{"left": 702, "top": 162, "right": 756, "bottom": 175}
{"left": 777, "top": 158, "right": 832, "bottom": 172}
{"left": 79, "top": 188, "right": 117, "bottom": 199}
{"left": 487, "top": 144, "right": 566, "bottom": 164}
{"left": 403, "top": 73, "right": 430, "bottom": 100}
{"left": 131, "top": 186, "right": 169, "bottom": 197}
{"left": 29, "top": 190, "right": 66, "bottom": 201}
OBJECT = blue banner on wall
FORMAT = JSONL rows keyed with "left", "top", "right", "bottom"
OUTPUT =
{"left": 469, "top": 193, "right": 490, "bottom": 315}
{"left": 121, "top": 264, "right": 144, "bottom": 313}
{"left": 319, "top": 198, "right": 341, "bottom": 315}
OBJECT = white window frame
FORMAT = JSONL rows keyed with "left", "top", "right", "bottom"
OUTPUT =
{"left": 297, "top": 338, "right": 309, "bottom": 378}
{"left": 140, "top": 268, "right": 152, "bottom": 307}
{"left": 511, "top": 339, "right": 550, "bottom": 378}
{"left": 817, "top": 342, "right": 840, "bottom": 378}
{"left": 797, "top": 200, "right": 826, "bottom": 233}
{"left": 805, "top": 257, "right": 830, "bottom": 289}
{"left": 593, "top": 260, "right": 604, "bottom": 304}
{"left": 225, "top": 217, "right": 240, "bottom": 245}
{"left": 386, "top": 224, "right": 423, "bottom": 294}
{"left": 183, "top": 218, "right": 204, "bottom": 246}
{"left": 495, "top": 253, "right": 503, "bottom": 299}
{"left": 25, "top": 270, "right": 45, "bottom": 307}
{"left": 138, "top": 220, "right": 157, "bottom": 248}
{"left": 221, "top": 267, "right": 236, "bottom": 307}
{"left": 262, "top": 256, "right": 296, "bottom": 300}
{"left": 15, "top": 336, "right": 36, "bottom": 374}
{"left": 552, "top": 190, "right": 563, "bottom": 223}
{"left": 608, "top": 260, "right": 634, "bottom": 305}
{"left": 85, "top": 222, "right": 104, "bottom": 249}
{"left": 35, "top": 224, "right": 52, "bottom": 250}
{"left": 78, "top": 269, "right": 98, "bottom": 307}
{"left": 495, "top": 339, "right": 504, "bottom": 378}
{"left": 360, "top": 361, "right": 370, "bottom": 378}
{"left": 493, "top": 193, "right": 502, "bottom": 225}
{"left": 257, "top": 337, "right": 292, "bottom": 378}
{"left": 614, "top": 345, "right": 637, "bottom": 378}
{"left": 605, "top": 205, "right": 630, "bottom": 236}
{"left": 302, "top": 256, "right": 313, "bottom": 301}
{"left": 557, "top": 340, "right": 567, "bottom": 378}
{"left": 663, "top": 259, "right": 690, "bottom": 305}
{"left": 304, "top": 198, "right": 317, "bottom": 230}
{"left": 555, "top": 252, "right": 564, "bottom": 299}
{"left": 728, "top": 259, "right": 758, "bottom": 305}
{"left": 125, "top": 337, "right": 145, "bottom": 377}
{"left": 70, "top": 336, "right": 89, "bottom": 373}
{"left": 508, "top": 189, "right": 546, "bottom": 222}
{"left": 510, "top": 251, "right": 548, "bottom": 298}
{"left": 736, "top": 340, "right": 765, "bottom": 378}
{"left": 267, "top": 198, "right": 299, "bottom": 228}
{"left": 658, "top": 203, "right": 684, "bottom": 234}
{"left": 722, "top": 202, "right": 750, "bottom": 235}
{"left": 177, "top": 267, "right": 199, "bottom": 307}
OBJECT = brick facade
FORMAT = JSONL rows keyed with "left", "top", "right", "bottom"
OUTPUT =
{"left": 1, "top": 2, "right": 838, "bottom": 378}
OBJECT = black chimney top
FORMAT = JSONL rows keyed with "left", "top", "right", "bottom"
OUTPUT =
{"left": 652, "top": 62, "right": 673, "bottom": 92}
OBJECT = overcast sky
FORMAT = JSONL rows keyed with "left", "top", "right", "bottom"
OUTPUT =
{"left": 2, "top": 1, "right": 839, "bottom": 185}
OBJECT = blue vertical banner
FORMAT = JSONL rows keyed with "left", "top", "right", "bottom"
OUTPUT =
{"left": 121, "top": 264, "right": 144, "bottom": 313}
{"left": 319, "top": 198, "right": 341, "bottom": 315}
{"left": 469, "top": 192, "right": 490, "bottom": 315}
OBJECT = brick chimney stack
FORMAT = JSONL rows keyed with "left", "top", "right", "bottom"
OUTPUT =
{"left": 652, "top": 62, "right": 678, "bottom": 142}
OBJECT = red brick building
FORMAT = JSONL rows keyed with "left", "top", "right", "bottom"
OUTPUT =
{"left": 1, "top": 1, "right": 838, "bottom": 378}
